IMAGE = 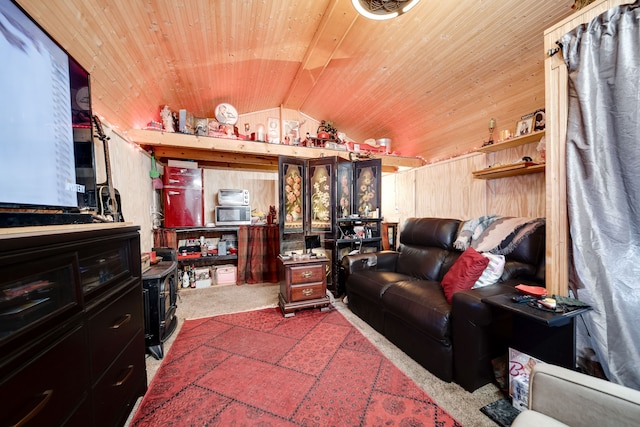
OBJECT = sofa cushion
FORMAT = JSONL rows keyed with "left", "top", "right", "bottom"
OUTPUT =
{"left": 441, "top": 247, "right": 489, "bottom": 303}
{"left": 473, "top": 253, "right": 506, "bottom": 289}
{"left": 502, "top": 261, "right": 537, "bottom": 282}
{"left": 396, "top": 246, "right": 452, "bottom": 280}
{"left": 400, "top": 217, "right": 461, "bottom": 248}
{"left": 396, "top": 218, "right": 462, "bottom": 281}
{"left": 347, "top": 269, "right": 413, "bottom": 300}
{"left": 381, "top": 280, "right": 451, "bottom": 343}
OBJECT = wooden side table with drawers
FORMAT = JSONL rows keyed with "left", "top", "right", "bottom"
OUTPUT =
{"left": 278, "top": 256, "right": 330, "bottom": 317}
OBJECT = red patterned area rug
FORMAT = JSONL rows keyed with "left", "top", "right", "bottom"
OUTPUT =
{"left": 131, "top": 307, "right": 462, "bottom": 427}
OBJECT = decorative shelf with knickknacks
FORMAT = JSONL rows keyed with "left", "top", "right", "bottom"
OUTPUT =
{"left": 305, "top": 120, "right": 341, "bottom": 148}
{"left": 473, "top": 111, "right": 546, "bottom": 180}
{"left": 336, "top": 217, "right": 383, "bottom": 246}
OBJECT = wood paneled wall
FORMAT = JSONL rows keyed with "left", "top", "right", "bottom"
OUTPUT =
{"left": 236, "top": 107, "right": 322, "bottom": 143}
{"left": 99, "top": 125, "right": 155, "bottom": 253}
{"left": 203, "top": 169, "right": 278, "bottom": 224}
{"left": 382, "top": 142, "right": 546, "bottom": 235}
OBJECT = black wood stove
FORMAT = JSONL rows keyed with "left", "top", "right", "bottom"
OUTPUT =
{"left": 142, "top": 260, "right": 178, "bottom": 359}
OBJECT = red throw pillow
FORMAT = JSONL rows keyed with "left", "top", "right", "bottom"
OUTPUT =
{"left": 441, "top": 247, "right": 490, "bottom": 303}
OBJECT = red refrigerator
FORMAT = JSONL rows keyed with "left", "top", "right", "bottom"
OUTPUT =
{"left": 163, "top": 167, "right": 204, "bottom": 227}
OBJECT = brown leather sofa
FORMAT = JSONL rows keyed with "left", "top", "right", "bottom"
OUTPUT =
{"left": 341, "top": 217, "right": 545, "bottom": 392}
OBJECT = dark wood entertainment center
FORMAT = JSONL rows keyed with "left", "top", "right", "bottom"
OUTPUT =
{"left": 0, "top": 223, "right": 147, "bottom": 427}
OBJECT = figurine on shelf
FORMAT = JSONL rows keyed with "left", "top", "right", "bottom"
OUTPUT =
{"left": 161, "top": 105, "right": 175, "bottom": 132}
{"left": 482, "top": 118, "right": 496, "bottom": 147}
{"left": 317, "top": 120, "right": 339, "bottom": 141}
{"left": 267, "top": 205, "right": 277, "bottom": 224}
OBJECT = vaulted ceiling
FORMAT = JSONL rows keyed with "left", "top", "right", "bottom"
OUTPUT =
{"left": 15, "top": 0, "right": 576, "bottom": 163}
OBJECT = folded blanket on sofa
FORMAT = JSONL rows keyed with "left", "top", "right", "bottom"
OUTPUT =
{"left": 454, "top": 214, "right": 499, "bottom": 250}
{"left": 471, "top": 217, "right": 545, "bottom": 255}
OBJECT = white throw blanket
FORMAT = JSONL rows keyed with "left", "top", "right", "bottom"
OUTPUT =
{"left": 453, "top": 215, "right": 499, "bottom": 250}
{"left": 471, "top": 217, "right": 545, "bottom": 255}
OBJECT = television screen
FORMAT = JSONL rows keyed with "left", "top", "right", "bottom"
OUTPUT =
{"left": 0, "top": 1, "right": 93, "bottom": 211}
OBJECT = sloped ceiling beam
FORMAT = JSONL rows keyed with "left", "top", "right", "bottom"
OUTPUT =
{"left": 283, "top": 0, "right": 359, "bottom": 110}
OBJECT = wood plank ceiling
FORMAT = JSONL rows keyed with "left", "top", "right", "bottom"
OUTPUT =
{"left": 16, "top": 0, "right": 576, "bottom": 163}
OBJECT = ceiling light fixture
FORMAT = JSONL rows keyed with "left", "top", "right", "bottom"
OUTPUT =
{"left": 351, "top": 0, "right": 421, "bottom": 21}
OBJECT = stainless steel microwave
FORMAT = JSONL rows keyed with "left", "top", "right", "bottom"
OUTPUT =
{"left": 217, "top": 189, "right": 250, "bottom": 206}
{"left": 215, "top": 205, "right": 251, "bottom": 226}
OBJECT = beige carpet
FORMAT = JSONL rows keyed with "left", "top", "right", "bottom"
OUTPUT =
{"left": 128, "top": 283, "right": 502, "bottom": 426}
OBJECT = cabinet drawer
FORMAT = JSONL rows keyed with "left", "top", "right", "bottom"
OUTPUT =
{"left": 92, "top": 329, "right": 147, "bottom": 427}
{"left": 289, "top": 264, "right": 325, "bottom": 285}
{"left": 291, "top": 282, "right": 325, "bottom": 301}
{"left": 0, "top": 253, "right": 80, "bottom": 347}
{"left": 79, "top": 240, "right": 131, "bottom": 296}
{"left": 1, "top": 324, "right": 88, "bottom": 427}
{"left": 88, "top": 283, "right": 143, "bottom": 378}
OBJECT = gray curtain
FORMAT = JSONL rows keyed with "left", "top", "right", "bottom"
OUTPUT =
{"left": 562, "top": 1, "right": 640, "bottom": 390}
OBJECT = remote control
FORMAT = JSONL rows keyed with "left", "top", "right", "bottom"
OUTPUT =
{"left": 512, "top": 295, "right": 535, "bottom": 303}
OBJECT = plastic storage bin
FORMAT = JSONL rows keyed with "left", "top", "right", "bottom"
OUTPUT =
{"left": 215, "top": 265, "right": 237, "bottom": 285}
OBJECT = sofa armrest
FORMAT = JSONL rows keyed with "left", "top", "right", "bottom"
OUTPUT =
{"left": 451, "top": 283, "right": 515, "bottom": 392}
{"left": 513, "top": 364, "right": 640, "bottom": 427}
{"left": 511, "top": 410, "right": 568, "bottom": 427}
{"left": 341, "top": 250, "right": 398, "bottom": 275}
{"left": 452, "top": 284, "right": 515, "bottom": 326}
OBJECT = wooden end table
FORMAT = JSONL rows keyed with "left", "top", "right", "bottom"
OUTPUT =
{"left": 278, "top": 256, "right": 330, "bottom": 317}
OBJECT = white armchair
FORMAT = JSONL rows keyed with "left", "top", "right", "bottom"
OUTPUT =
{"left": 512, "top": 363, "right": 640, "bottom": 427}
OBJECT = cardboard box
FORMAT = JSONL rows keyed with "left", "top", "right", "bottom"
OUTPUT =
{"left": 215, "top": 265, "right": 236, "bottom": 285}
{"left": 194, "top": 267, "right": 211, "bottom": 288}
{"left": 509, "top": 348, "right": 541, "bottom": 411}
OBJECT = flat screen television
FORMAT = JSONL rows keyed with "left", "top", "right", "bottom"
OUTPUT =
{"left": 0, "top": 0, "right": 96, "bottom": 226}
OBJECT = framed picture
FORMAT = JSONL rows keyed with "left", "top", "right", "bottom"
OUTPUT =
{"left": 282, "top": 119, "right": 299, "bottom": 143}
{"left": 516, "top": 117, "right": 533, "bottom": 136}
{"left": 267, "top": 117, "right": 280, "bottom": 143}
{"left": 194, "top": 117, "right": 209, "bottom": 136}
{"left": 533, "top": 109, "right": 545, "bottom": 132}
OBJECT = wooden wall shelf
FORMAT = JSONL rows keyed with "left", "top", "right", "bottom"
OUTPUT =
{"left": 473, "top": 162, "right": 545, "bottom": 179}
{"left": 128, "top": 129, "right": 424, "bottom": 173}
{"left": 472, "top": 130, "right": 546, "bottom": 179}
{"left": 473, "top": 131, "right": 545, "bottom": 153}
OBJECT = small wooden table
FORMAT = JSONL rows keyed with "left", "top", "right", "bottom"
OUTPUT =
{"left": 278, "top": 256, "right": 330, "bottom": 317}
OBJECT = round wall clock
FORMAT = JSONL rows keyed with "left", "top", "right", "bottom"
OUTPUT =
{"left": 75, "top": 86, "right": 90, "bottom": 110}
{"left": 215, "top": 103, "right": 238, "bottom": 125}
